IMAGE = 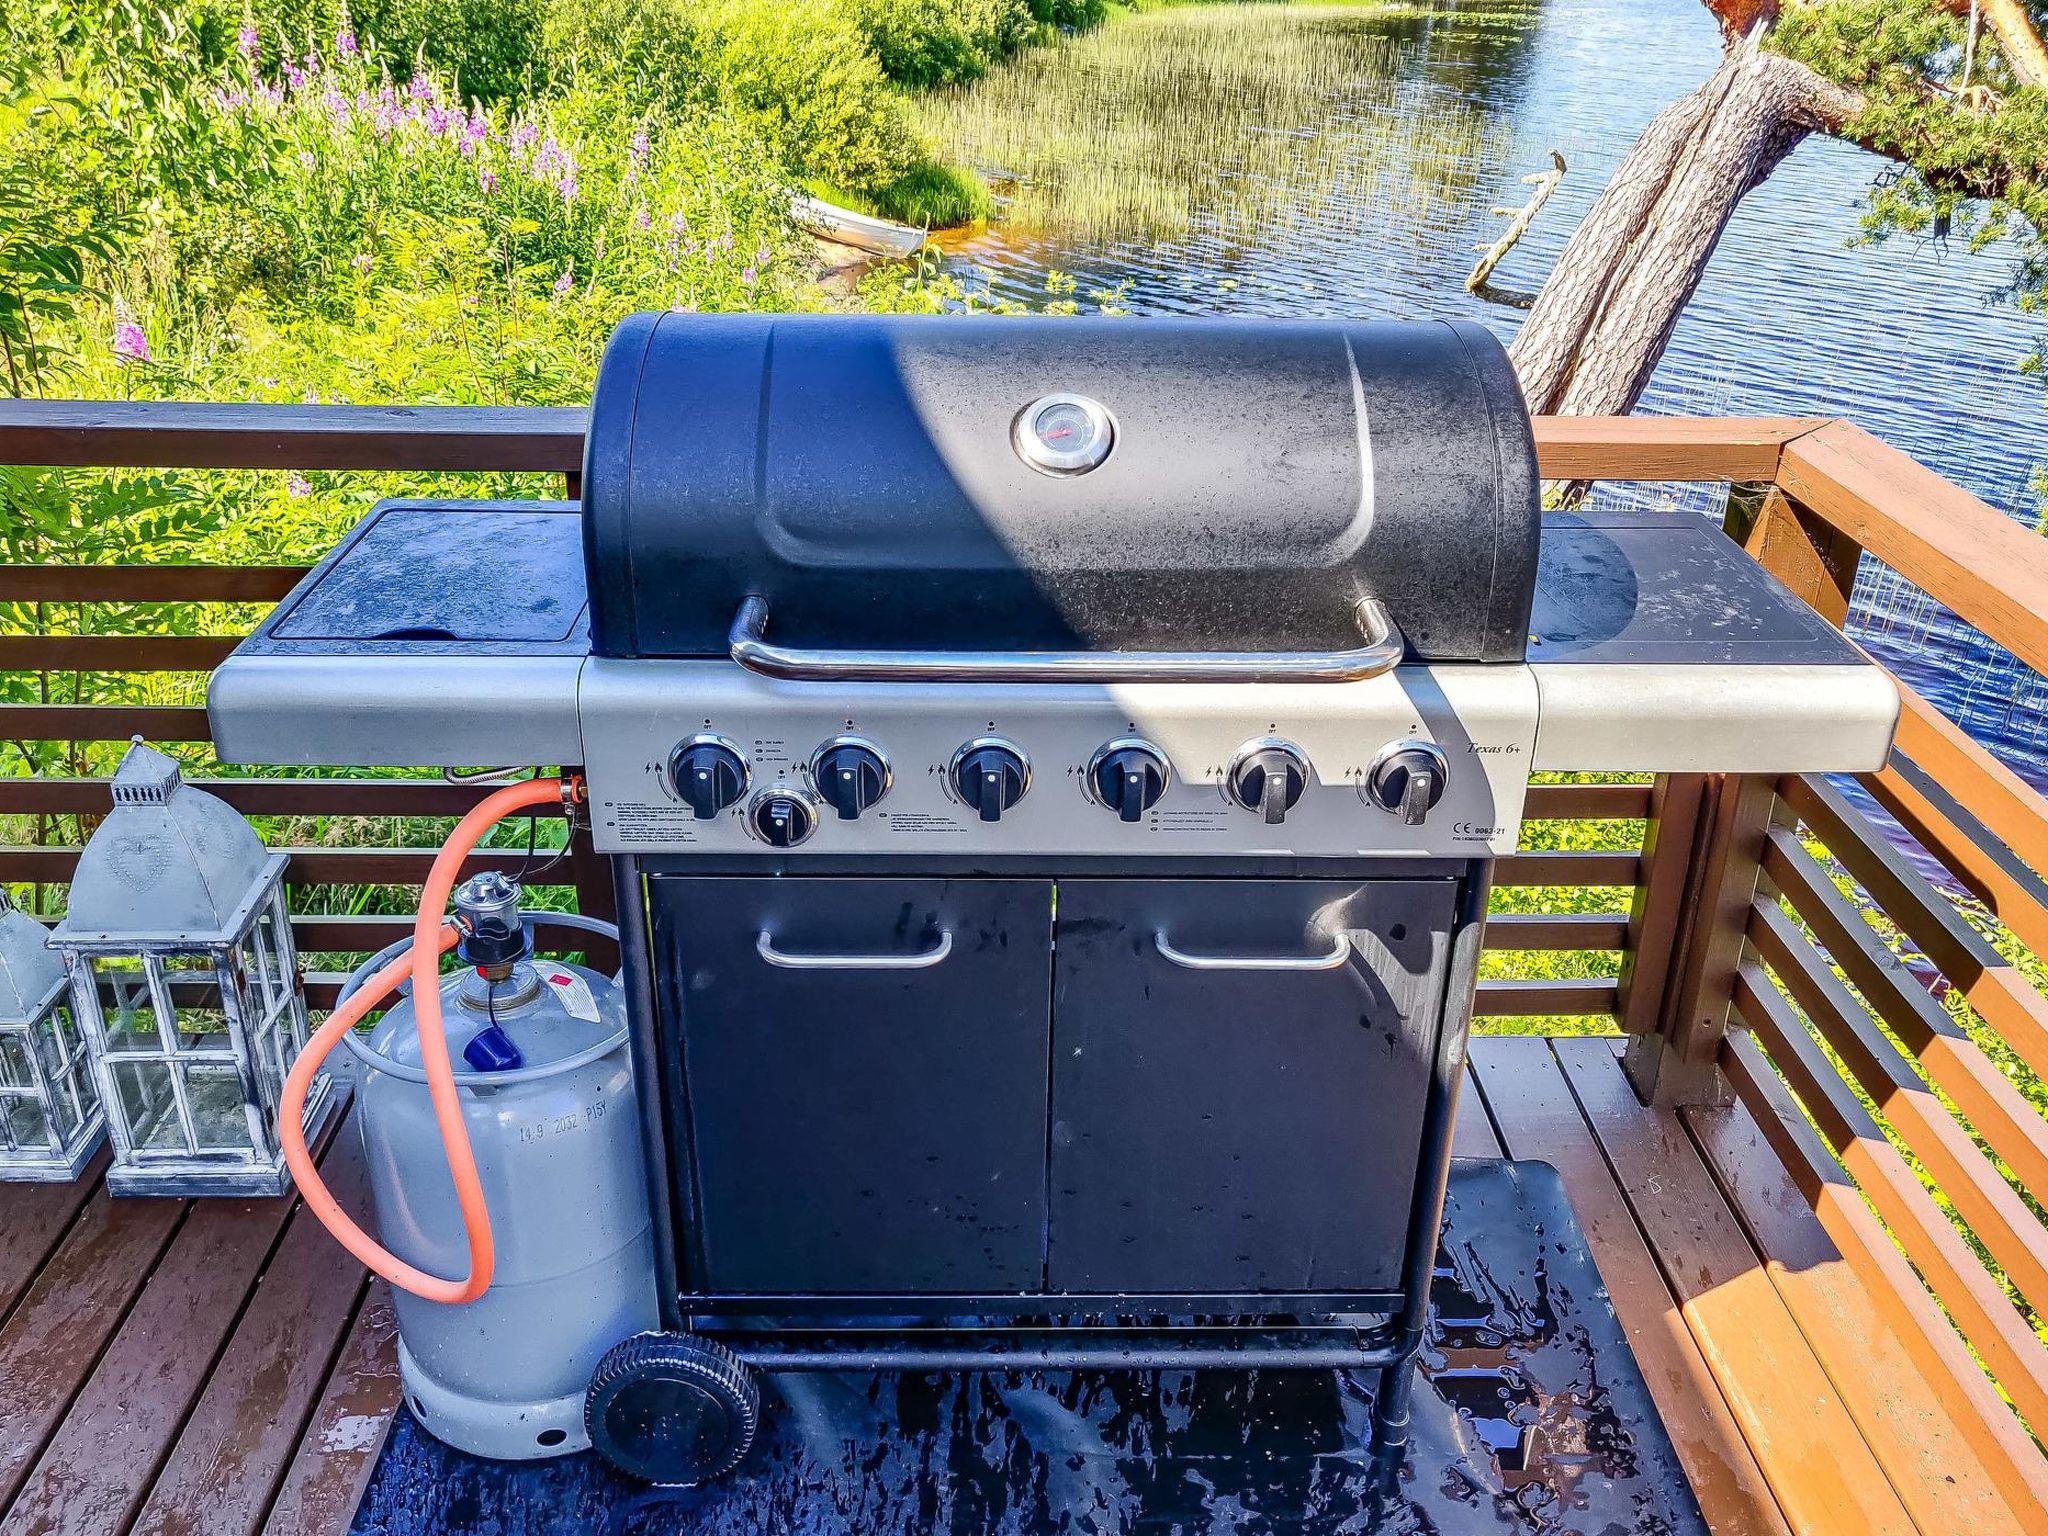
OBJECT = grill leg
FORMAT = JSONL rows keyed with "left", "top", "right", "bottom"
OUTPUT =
{"left": 1369, "top": 1346, "right": 1417, "bottom": 1454}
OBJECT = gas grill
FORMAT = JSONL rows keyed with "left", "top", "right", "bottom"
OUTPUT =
{"left": 209, "top": 313, "right": 1899, "bottom": 1466}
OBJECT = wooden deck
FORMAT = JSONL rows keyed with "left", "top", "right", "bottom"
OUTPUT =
{"left": 0, "top": 1034, "right": 2036, "bottom": 1536}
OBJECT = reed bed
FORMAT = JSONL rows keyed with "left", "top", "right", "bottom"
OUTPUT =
{"left": 921, "top": 2, "right": 1511, "bottom": 246}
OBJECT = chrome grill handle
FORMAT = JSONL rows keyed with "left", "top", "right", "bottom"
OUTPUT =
{"left": 727, "top": 595, "right": 1405, "bottom": 684}
{"left": 1151, "top": 931, "right": 1352, "bottom": 973}
{"left": 755, "top": 930, "right": 954, "bottom": 971}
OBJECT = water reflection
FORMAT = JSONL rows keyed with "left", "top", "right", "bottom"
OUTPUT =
{"left": 930, "top": 0, "right": 2048, "bottom": 786}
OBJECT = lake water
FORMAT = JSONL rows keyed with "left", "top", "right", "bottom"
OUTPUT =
{"left": 932, "top": 0, "right": 2048, "bottom": 791}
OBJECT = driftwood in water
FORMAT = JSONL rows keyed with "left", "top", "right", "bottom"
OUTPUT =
{"left": 1467, "top": 151, "right": 1567, "bottom": 294}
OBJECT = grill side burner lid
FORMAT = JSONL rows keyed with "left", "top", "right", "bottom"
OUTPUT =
{"left": 582, "top": 312, "right": 1538, "bottom": 663}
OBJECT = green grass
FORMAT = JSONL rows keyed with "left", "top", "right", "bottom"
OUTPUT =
{"left": 918, "top": 0, "right": 1505, "bottom": 244}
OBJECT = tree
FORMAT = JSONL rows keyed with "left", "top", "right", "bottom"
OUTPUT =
{"left": 1509, "top": 0, "right": 2048, "bottom": 419}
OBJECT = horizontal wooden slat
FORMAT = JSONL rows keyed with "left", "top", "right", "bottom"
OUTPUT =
{"left": 1745, "top": 898, "right": 2048, "bottom": 1318}
{"left": 1472, "top": 978, "right": 1619, "bottom": 1016}
{"left": 1492, "top": 851, "right": 1642, "bottom": 886}
{"left": 1730, "top": 965, "right": 2048, "bottom": 1442}
{"left": 0, "top": 400, "right": 586, "bottom": 473}
{"left": 0, "top": 566, "right": 307, "bottom": 603}
{"left": 1763, "top": 827, "right": 2048, "bottom": 1210}
{"left": 1893, "top": 685, "right": 2048, "bottom": 883}
{"left": 0, "top": 846, "right": 543, "bottom": 884}
{"left": 0, "top": 705, "right": 211, "bottom": 741}
{"left": 0, "top": 845, "right": 1635, "bottom": 893}
{"left": 1531, "top": 415, "right": 1823, "bottom": 482}
{"left": 0, "top": 635, "right": 238, "bottom": 672}
{"left": 1523, "top": 781, "right": 1653, "bottom": 819}
{"left": 1860, "top": 757, "right": 2048, "bottom": 978}
{"left": 1778, "top": 421, "right": 2048, "bottom": 679}
{"left": 0, "top": 403, "right": 1811, "bottom": 484}
{"left": 1783, "top": 773, "right": 2048, "bottom": 1083}
{"left": 1481, "top": 913, "right": 1629, "bottom": 949}
{"left": 0, "top": 776, "right": 564, "bottom": 818}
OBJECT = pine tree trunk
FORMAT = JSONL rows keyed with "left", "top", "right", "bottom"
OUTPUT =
{"left": 1508, "top": 40, "right": 1847, "bottom": 418}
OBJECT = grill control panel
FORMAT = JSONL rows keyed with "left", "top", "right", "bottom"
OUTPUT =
{"left": 579, "top": 660, "right": 1540, "bottom": 858}
{"left": 577, "top": 659, "right": 1540, "bottom": 860}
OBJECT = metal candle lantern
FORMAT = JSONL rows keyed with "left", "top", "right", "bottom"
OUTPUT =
{"left": 52, "top": 740, "right": 337, "bottom": 1197}
{"left": 0, "top": 891, "right": 103, "bottom": 1181}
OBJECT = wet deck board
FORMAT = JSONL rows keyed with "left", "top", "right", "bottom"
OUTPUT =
{"left": 0, "top": 1042, "right": 2035, "bottom": 1535}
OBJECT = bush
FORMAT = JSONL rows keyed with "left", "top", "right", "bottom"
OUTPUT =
{"left": 869, "top": 159, "right": 993, "bottom": 226}
{"left": 1030, "top": 0, "right": 1111, "bottom": 30}
{"left": 244, "top": 0, "right": 550, "bottom": 101}
{"left": 847, "top": 0, "right": 1035, "bottom": 88}
{"left": 178, "top": 47, "right": 798, "bottom": 325}
{"left": 547, "top": 0, "right": 921, "bottom": 191}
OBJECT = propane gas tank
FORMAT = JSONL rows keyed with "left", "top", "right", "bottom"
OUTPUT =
{"left": 348, "top": 878, "right": 657, "bottom": 1461}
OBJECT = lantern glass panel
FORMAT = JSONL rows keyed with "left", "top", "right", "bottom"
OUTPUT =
{"left": 109, "top": 1060, "right": 182, "bottom": 1150}
{"left": 1, "top": 1030, "right": 49, "bottom": 1152}
{"left": 38, "top": 1004, "right": 94, "bottom": 1144}
{"left": 185, "top": 1063, "right": 256, "bottom": 1149}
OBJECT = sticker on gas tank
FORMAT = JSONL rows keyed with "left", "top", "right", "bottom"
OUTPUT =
{"left": 542, "top": 966, "right": 600, "bottom": 1023}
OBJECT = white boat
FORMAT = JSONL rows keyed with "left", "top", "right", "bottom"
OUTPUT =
{"left": 789, "top": 193, "right": 927, "bottom": 259}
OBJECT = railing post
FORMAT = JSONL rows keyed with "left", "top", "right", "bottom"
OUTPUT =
{"left": 1622, "top": 480, "right": 1864, "bottom": 1103}
{"left": 1623, "top": 772, "right": 1778, "bottom": 1103}
{"left": 1723, "top": 483, "right": 1863, "bottom": 625}
{"left": 1617, "top": 773, "right": 1709, "bottom": 1038}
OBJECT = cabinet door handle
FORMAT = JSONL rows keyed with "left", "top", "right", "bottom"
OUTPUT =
{"left": 1152, "top": 931, "right": 1352, "bottom": 972}
{"left": 756, "top": 930, "right": 953, "bottom": 970}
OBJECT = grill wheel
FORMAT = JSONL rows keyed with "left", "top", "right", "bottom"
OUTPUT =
{"left": 585, "top": 1331, "right": 760, "bottom": 1486}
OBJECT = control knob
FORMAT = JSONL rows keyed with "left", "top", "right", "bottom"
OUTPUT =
{"left": 668, "top": 737, "right": 747, "bottom": 820}
{"left": 1228, "top": 741, "right": 1309, "bottom": 825}
{"left": 951, "top": 740, "right": 1030, "bottom": 823}
{"left": 1367, "top": 742, "right": 1449, "bottom": 826}
{"left": 749, "top": 791, "right": 817, "bottom": 847}
{"left": 1089, "top": 741, "right": 1169, "bottom": 823}
{"left": 812, "top": 739, "right": 890, "bottom": 820}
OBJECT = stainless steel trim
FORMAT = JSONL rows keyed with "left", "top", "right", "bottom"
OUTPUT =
{"left": 727, "top": 595, "right": 1406, "bottom": 684}
{"left": 1152, "top": 931, "right": 1353, "bottom": 972}
{"left": 755, "top": 930, "right": 954, "bottom": 971}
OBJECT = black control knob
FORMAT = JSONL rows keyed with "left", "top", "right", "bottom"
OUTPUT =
{"left": 1228, "top": 742, "right": 1309, "bottom": 825}
{"left": 812, "top": 740, "right": 890, "bottom": 821}
{"left": 951, "top": 741, "right": 1029, "bottom": 823}
{"left": 1367, "top": 743, "right": 1449, "bottom": 826}
{"left": 1090, "top": 741, "right": 1169, "bottom": 823}
{"left": 668, "top": 737, "right": 747, "bottom": 820}
{"left": 749, "top": 791, "right": 817, "bottom": 848}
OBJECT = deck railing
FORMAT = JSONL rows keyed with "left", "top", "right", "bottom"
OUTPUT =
{"left": 2, "top": 400, "right": 2047, "bottom": 1469}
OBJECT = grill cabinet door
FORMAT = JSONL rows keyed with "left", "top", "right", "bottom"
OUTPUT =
{"left": 653, "top": 877, "right": 1053, "bottom": 1295}
{"left": 1048, "top": 879, "right": 1455, "bottom": 1296}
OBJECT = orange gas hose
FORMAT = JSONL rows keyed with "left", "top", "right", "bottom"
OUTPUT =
{"left": 280, "top": 776, "right": 575, "bottom": 1304}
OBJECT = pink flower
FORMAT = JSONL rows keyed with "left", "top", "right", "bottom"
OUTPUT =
{"left": 634, "top": 206, "right": 651, "bottom": 230}
{"left": 237, "top": 23, "right": 259, "bottom": 58}
{"left": 740, "top": 266, "right": 757, "bottom": 287}
{"left": 286, "top": 474, "right": 312, "bottom": 498}
{"left": 351, "top": 253, "right": 372, "bottom": 271}
{"left": 112, "top": 321, "right": 150, "bottom": 363}
{"left": 552, "top": 268, "right": 574, "bottom": 297}
{"left": 477, "top": 167, "right": 499, "bottom": 192}
{"left": 335, "top": 27, "right": 357, "bottom": 57}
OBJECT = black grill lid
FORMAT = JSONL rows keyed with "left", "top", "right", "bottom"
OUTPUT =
{"left": 582, "top": 312, "right": 1538, "bottom": 663}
